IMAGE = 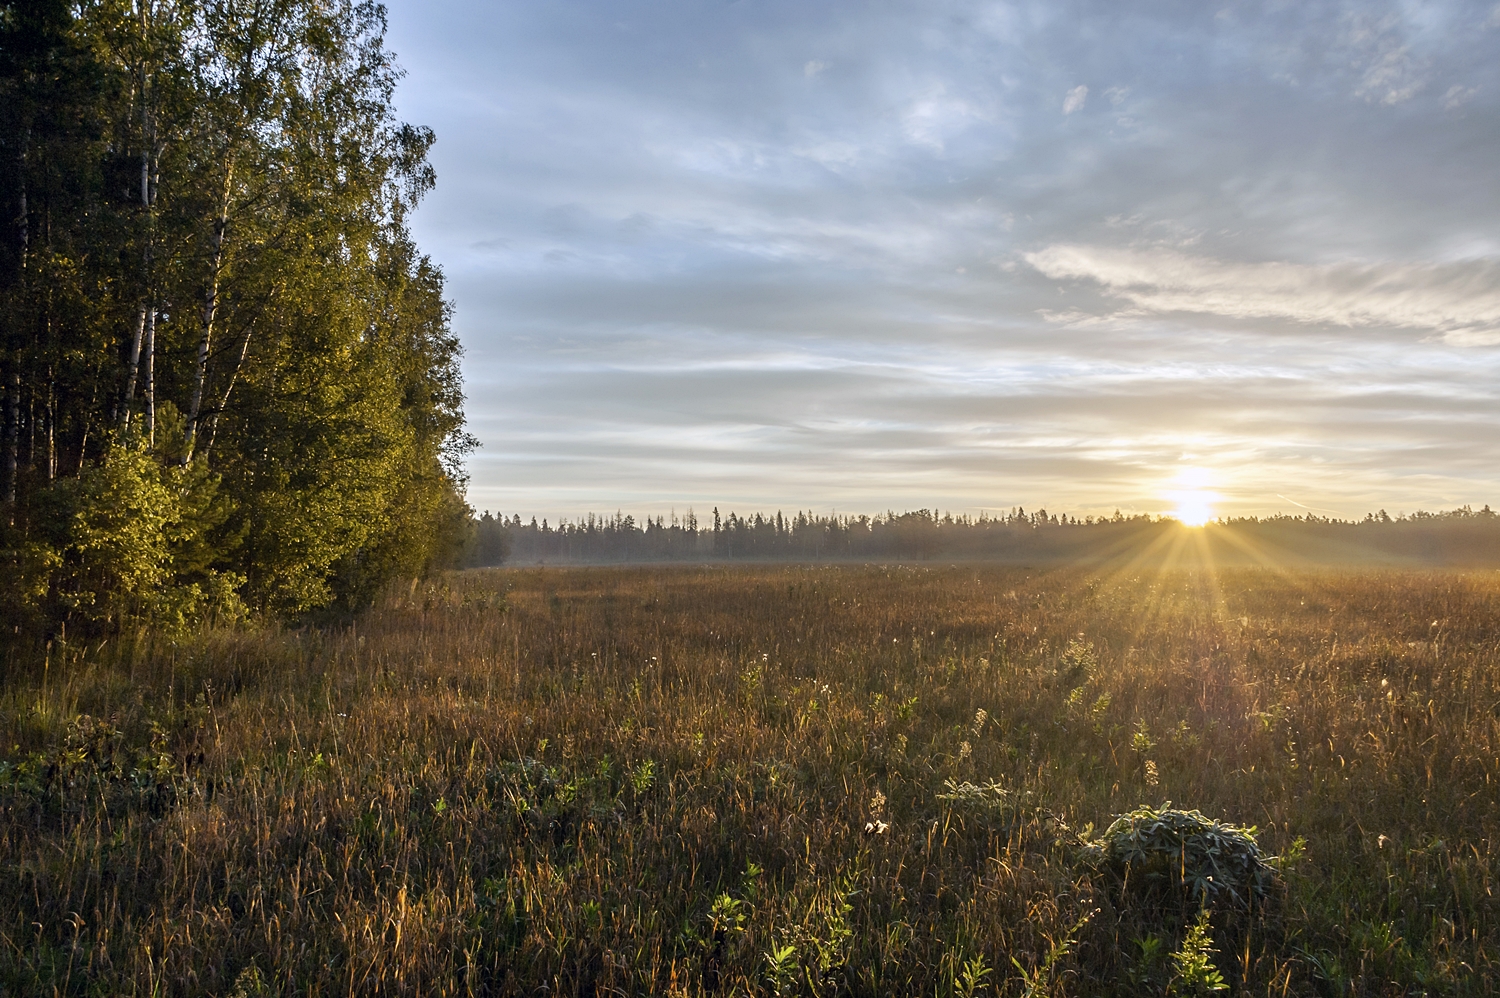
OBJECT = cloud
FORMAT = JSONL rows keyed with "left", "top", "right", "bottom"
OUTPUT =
{"left": 1025, "top": 245, "right": 1500, "bottom": 344}
{"left": 899, "top": 85, "right": 988, "bottom": 151}
{"left": 383, "top": 0, "right": 1500, "bottom": 518}
{"left": 1342, "top": 12, "right": 1427, "bottom": 104}
{"left": 1443, "top": 84, "right": 1478, "bottom": 108}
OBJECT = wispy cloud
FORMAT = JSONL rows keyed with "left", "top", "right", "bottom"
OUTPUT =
{"left": 1348, "top": 29, "right": 1424, "bottom": 104}
{"left": 1025, "top": 246, "right": 1500, "bottom": 345}
{"left": 1443, "top": 84, "right": 1479, "bottom": 108}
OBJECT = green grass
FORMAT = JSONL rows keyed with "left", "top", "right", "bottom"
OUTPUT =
{"left": 2, "top": 564, "right": 1498, "bottom": 995}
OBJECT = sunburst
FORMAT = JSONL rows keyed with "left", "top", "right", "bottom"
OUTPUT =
{"left": 1167, "top": 467, "right": 1218, "bottom": 527}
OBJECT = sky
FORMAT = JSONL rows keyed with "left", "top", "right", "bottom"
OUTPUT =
{"left": 383, "top": 0, "right": 1500, "bottom": 523}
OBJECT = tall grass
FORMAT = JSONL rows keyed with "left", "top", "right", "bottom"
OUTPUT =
{"left": 2, "top": 564, "right": 1498, "bottom": 995}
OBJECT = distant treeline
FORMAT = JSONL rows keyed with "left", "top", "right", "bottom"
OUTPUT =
{"left": 463, "top": 505, "right": 1500, "bottom": 568}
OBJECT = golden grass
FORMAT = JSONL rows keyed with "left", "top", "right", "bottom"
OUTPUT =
{"left": 2, "top": 564, "right": 1499, "bottom": 996}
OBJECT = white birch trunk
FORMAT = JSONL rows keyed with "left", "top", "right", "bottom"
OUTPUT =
{"left": 183, "top": 164, "right": 232, "bottom": 464}
{"left": 122, "top": 307, "right": 145, "bottom": 430}
{"left": 144, "top": 306, "right": 156, "bottom": 446}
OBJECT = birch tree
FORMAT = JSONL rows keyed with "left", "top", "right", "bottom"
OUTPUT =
{"left": 1, "top": 0, "right": 472, "bottom": 632}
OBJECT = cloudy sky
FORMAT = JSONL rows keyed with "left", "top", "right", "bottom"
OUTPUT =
{"left": 385, "top": 0, "right": 1500, "bottom": 522}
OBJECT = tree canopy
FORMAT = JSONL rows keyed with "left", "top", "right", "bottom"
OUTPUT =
{"left": 1, "top": 0, "right": 472, "bottom": 633}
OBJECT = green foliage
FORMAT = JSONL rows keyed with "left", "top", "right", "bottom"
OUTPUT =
{"left": 937, "top": 778, "right": 1070, "bottom": 847}
{"left": 629, "top": 758, "right": 656, "bottom": 794}
{"left": 707, "top": 893, "right": 747, "bottom": 938}
{"left": 0, "top": 0, "right": 470, "bottom": 632}
{"left": 763, "top": 943, "right": 799, "bottom": 996}
{"left": 1130, "top": 933, "right": 1167, "bottom": 988}
{"left": 228, "top": 964, "right": 275, "bottom": 998}
{"left": 464, "top": 511, "right": 513, "bottom": 567}
{"left": 955, "top": 952, "right": 992, "bottom": 998}
{"left": 784, "top": 874, "right": 857, "bottom": 995}
{"left": 1168, "top": 909, "right": 1229, "bottom": 995}
{"left": 1082, "top": 804, "right": 1279, "bottom": 914}
{"left": 2, "top": 436, "right": 244, "bottom": 633}
{"left": 936, "top": 778, "right": 1028, "bottom": 816}
{"left": 0, "top": 711, "right": 203, "bottom": 820}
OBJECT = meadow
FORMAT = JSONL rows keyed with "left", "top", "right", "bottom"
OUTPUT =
{"left": 2, "top": 563, "right": 1498, "bottom": 996}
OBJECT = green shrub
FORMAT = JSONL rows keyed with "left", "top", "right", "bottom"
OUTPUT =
{"left": 2, "top": 431, "right": 245, "bottom": 636}
{"left": 1082, "top": 804, "right": 1279, "bottom": 914}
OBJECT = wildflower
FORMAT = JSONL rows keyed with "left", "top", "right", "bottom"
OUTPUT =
{"left": 869, "top": 789, "right": 887, "bottom": 815}
{"left": 1144, "top": 760, "right": 1159, "bottom": 786}
{"left": 972, "top": 708, "right": 988, "bottom": 735}
{"left": 959, "top": 740, "right": 972, "bottom": 761}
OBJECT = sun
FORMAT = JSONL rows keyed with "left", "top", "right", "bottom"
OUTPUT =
{"left": 1166, "top": 467, "right": 1219, "bottom": 527}
{"left": 1173, "top": 492, "right": 1216, "bottom": 527}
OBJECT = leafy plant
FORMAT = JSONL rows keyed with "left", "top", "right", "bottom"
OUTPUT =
{"left": 956, "top": 951, "right": 992, "bottom": 998}
{"left": 1010, "top": 910, "right": 1094, "bottom": 998}
{"left": 763, "top": 943, "right": 798, "bottom": 997}
{"left": 629, "top": 758, "right": 656, "bottom": 795}
{"left": 936, "top": 779, "right": 1068, "bottom": 841}
{"left": 1081, "top": 804, "right": 1279, "bottom": 913}
{"left": 707, "top": 893, "right": 747, "bottom": 938}
{"left": 1130, "top": 933, "right": 1166, "bottom": 987}
{"left": 1168, "top": 908, "right": 1228, "bottom": 995}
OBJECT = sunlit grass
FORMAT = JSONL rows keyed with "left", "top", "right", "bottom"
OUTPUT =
{"left": 2, "top": 565, "right": 1498, "bottom": 995}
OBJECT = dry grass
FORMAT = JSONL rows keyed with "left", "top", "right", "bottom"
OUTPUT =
{"left": 3, "top": 564, "right": 1499, "bottom": 996}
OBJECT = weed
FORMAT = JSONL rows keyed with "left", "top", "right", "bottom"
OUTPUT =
{"left": 1169, "top": 908, "right": 1229, "bottom": 995}
{"left": 955, "top": 951, "right": 992, "bottom": 997}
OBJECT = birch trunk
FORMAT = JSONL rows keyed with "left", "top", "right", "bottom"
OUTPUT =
{"left": 183, "top": 164, "right": 232, "bottom": 464}
{"left": 130, "top": 22, "right": 159, "bottom": 442}
{"left": 44, "top": 375, "right": 54, "bottom": 481}
{"left": 143, "top": 307, "right": 155, "bottom": 446}
{"left": 122, "top": 307, "right": 145, "bottom": 429}
{"left": 200, "top": 324, "right": 251, "bottom": 462}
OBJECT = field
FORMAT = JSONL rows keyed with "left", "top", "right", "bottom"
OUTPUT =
{"left": 3, "top": 564, "right": 1499, "bottom": 996}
